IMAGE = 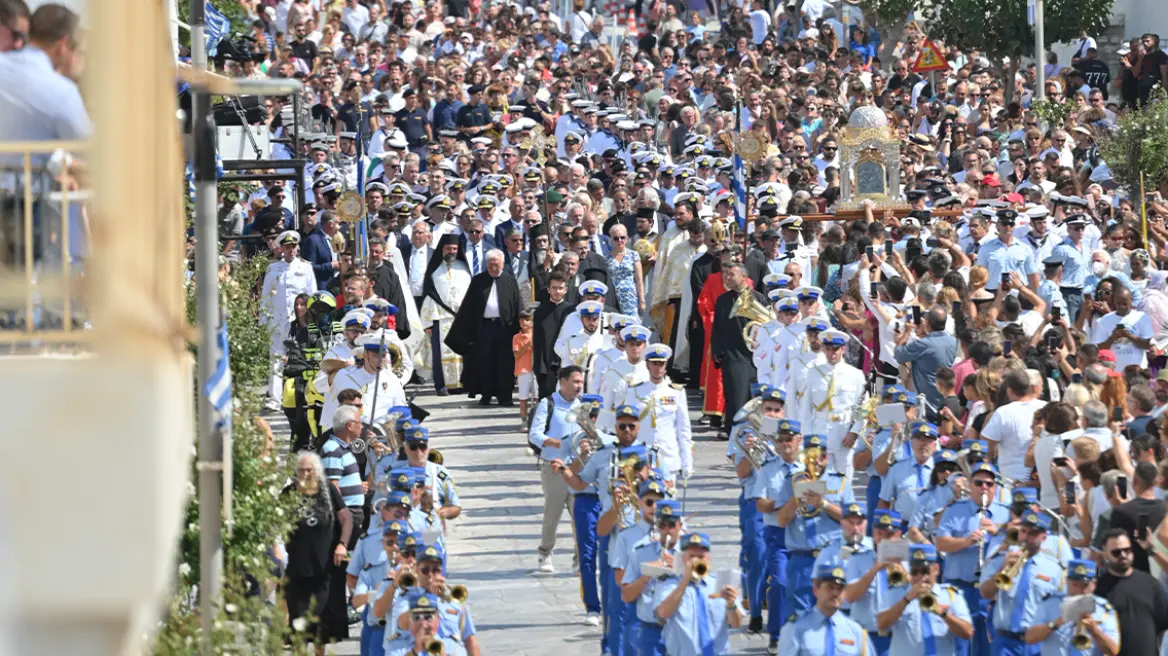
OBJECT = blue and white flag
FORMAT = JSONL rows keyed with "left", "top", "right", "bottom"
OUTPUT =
{"left": 203, "top": 320, "right": 233, "bottom": 431}
{"left": 732, "top": 152, "right": 747, "bottom": 232}
{"left": 205, "top": 1, "right": 230, "bottom": 57}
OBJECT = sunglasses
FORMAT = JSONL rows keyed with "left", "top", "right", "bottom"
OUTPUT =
{"left": 617, "top": 423, "right": 637, "bottom": 430}
{"left": 1110, "top": 547, "right": 1133, "bottom": 557}
{"left": 644, "top": 498, "right": 656, "bottom": 506}
{"left": 972, "top": 479, "right": 995, "bottom": 488}
{"left": 909, "top": 567, "right": 930, "bottom": 576}
{"left": 658, "top": 518, "right": 680, "bottom": 527}
{"left": 408, "top": 442, "right": 428, "bottom": 450}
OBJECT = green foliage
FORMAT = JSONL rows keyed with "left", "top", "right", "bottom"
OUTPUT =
{"left": 1030, "top": 98, "right": 1076, "bottom": 128}
{"left": 1099, "top": 89, "right": 1168, "bottom": 193}
{"left": 176, "top": 0, "right": 251, "bottom": 50}
{"left": 157, "top": 254, "right": 302, "bottom": 653}
{"left": 920, "top": 0, "right": 1112, "bottom": 62}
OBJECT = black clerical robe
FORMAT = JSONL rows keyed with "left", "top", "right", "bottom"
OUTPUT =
{"left": 686, "top": 252, "right": 717, "bottom": 388}
{"left": 369, "top": 262, "right": 411, "bottom": 341}
{"left": 446, "top": 272, "right": 521, "bottom": 401}
{"left": 533, "top": 297, "right": 572, "bottom": 397}
{"left": 578, "top": 252, "right": 620, "bottom": 311}
{"left": 710, "top": 287, "right": 766, "bottom": 425}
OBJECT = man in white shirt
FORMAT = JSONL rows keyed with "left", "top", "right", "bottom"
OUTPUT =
{"left": 980, "top": 369, "right": 1046, "bottom": 483}
{"left": 341, "top": 0, "right": 369, "bottom": 38}
{"left": 858, "top": 263, "right": 913, "bottom": 385}
{"left": 748, "top": 0, "right": 772, "bottom": 45}
{"left": 1089, "top": 286, "right": 1154, "bottom": 371}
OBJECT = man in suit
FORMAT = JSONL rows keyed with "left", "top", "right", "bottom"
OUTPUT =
{"left": 300, "top": 209, "right": 339, "bottom": 286}
{"left": 571, "top": 230, "right": 618, "bottom": 311}
{"left": 463, "top": 217, "right": 491, "bottom": 277}
{"left": 581, "top": 212, "right": 611, "bottom": 257}
{"left": 501, "top": 226, "right": 531, "bottom": 300}
{"left": 403, "top": 220, "right": 434, "bottom": 310}
{"left": 493, "top": 208, "right": 530, "bottom": 253}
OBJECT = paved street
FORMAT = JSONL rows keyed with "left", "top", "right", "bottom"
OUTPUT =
{"left": 271, "top": 386, "right": 868, "bottom": 654}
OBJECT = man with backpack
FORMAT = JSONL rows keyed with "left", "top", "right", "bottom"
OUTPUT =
{"left": 528, "top": 365, "right": 586, "bottom": 574}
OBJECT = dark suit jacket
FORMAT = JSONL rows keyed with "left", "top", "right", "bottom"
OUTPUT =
{"left": 300, "top": 226, "right": 335, "bottom": 285}
{"left": 493, "top": 219, "right": 523, "bottom": 249}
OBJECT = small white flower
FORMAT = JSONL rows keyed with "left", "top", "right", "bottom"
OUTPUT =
{"left": 185, "top": 481, "right": 196, "bottom": 498}
{"left": 262, "top": 456, "right": 273, "bottom": 464}
{"left": 225, "top": 603, "right": 238, "bottom": 614}
{"left": 178, "top": 563, "right": 192, "bottom": 578}
{"left": 291, "top": 618, "right": 308, "bottom": 633}
{"left": 275, "top": 508, "right": 284, "bottom": 517}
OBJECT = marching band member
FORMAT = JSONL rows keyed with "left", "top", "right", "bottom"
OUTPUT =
{"left": 555, "top": 301, "right": 607, "bottom": 382}
{"left": 793, "top": 329, "right": 867, "bottom": 483}
{"left": 564, "top": 394, "right": 606, "bottom": 629}
{"left": 383, "top": 593, "right": 467, "bottom": 656}
{"left": 349, "top": 519, "right": 403, "bottom": 656}
{"left": 979, "top": 511, "right": 1066, "bottom": 656}
{"left": 752, "top": 294, "right": 799, "bottom": 388}
{"left": 321, "top": 334, "right": 409, "bottom": 428}
{"left": 321, "top": 309, "right": 372, "bottom": 373}
{"left": 852, "top": 385, "right": 914, "bottom": 532}
{"left": 906, "top": 447, "right": 967, "bottom": 543}
{"left": 750, "top": 418, "right": 805, "bottom": 653}
{"left": 811, "top": 502, "right": 869, "bottom": 572}
{"left": 386, "top": 545, "right": 479, "bottom": 656}
{"left": 796, "top": 286, "right": 831, "bottom": 324}
{"left": 935, "top": 463, "right": 1012, "bottom": 656}
{"left": 262, "top": 230, "right": 318, "bottom": 409}
{"left": 620, "top": 344, "right": 693, "bottom": 483}
{"left": 843, "top": 509, "right": 907, "bottom": 656}
{"left": 777, "top": 564, "right": 876, "bottom": 656}
{"left": 775, "top": 434, "right": 853, "bottom": 615}
{"left": 1025, "top": 559, "right": 1120, "bottom": 656}
{"left": 388, "top": 424, "right": 462, "bottom": 524}
{"left": 613, "top": 478, "right": 670, "bottom": 655}
{"left": 877, "top": 544, "right": 973, "bottom": 656}
{"left": 878, "top": 421, "right": 941, "bottom": 517}
{"left": 597, "top": 325, "right": 650, "bottom": 433}
{"left": 651, "top": 533, "right": 744, "bottom": 656}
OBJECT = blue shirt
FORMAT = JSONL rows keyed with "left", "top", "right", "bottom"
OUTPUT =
{"left": 623, "top": 538, "right": 671, "bottom": 623}
{"left": 935, "top": 499, "right": 1012, "bottom": 583}
{"left": 321, "top": 436, "right": 365, "bottom": 507}
{"left": 387, "top": 593, "right": 475, "bottom": 646}
{"left": 908, "top": 484, "right": 955, "bottom": 537}
{"left": 855, "top": 428, "right": 912, "bottom": 478}
{"left": 1036, "top": 594, "right": 1119, "bottom": 656}
{"left": 1053, "top": 237, "right": 1092, "bottom": 289}
{"left": 980, "top": 550, "right": 1065, "bottom": 632}
{"left": 777, "top": 607, "right": 876, "bottom": 655}
{"left": 610, "top": 520, "right": 652, "bottom": 570}
{"left": 727, "top": 423, "right": 771, "bottom": 490}
{"left": 883, "top": 583, "right": 972, "bottom": 655}
{"left": 1036, "top": 279, "right": 1066, "bottom": 314}
{"left": 748, "top": 456, "right": 803, "bottom": 529}
{"left": 653, "top": 576, "right": 738, "bottom": 656}
{"left": 893, "top": 332, "right": 958, "bottom": 412}
{"left": 431, "top": 98, "right": 464, "bottom": 131}
{"left": 845, "top": 547, "right": 903, "bottom": 631}
{"left": 385, "top": 634, "right": 466, "bottom": 656}
{"left": 528, "top": 392, "right": 578, "bottom": 462}
{"left": 880, "top": 458, "right": 935, "bottom": 518}
{"left": 346, "top": 531, "right": 390, "bottom": 626}
{"left": 0, "top": 47, "right": 91, "bottom": 145}
{"left": 777, "top": 470, "right": 853, "bottom": 549}
{"left": 976, "top": 238, "right": 1038, "bottom": 291}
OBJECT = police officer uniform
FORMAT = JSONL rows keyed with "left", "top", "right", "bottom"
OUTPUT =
{"left": 936, "top": 463, "right": 1013, "bottom": 656}
{"left": 976, "top": 210, "right": 1038, "bottom": 293}
{"left": 749, "top": 419, "right": 805, "bottom": 644}
{"left": 882, "top": 544, "right": 973, "bottom": 656}
{"left": 651, "top": 533, "right": 742, "bottom": 656}
{"left": 620, "top": 344, "right": 693, "bottom": 481}
{"left": 1034, "top": 560, "right": 1119, "bottom": 656}
{"left": 879, "top": 421, "right": 940, "bottom": 518}
{"left": 980, "top": 512, "right": 1066, "bottom": 656}
{"left": 622, "top": 496, "right": 681, "bottom": 656}
{"left": 844, "top": 509, "right": 906, "bottom": 656}
{"left": 793, "top": 329, "right": 867, "bottom": 482}
{"left": 598, "top": 325, "right": 650, "bottom": 432}
{"left": 383, "top": 592, "right": 468, "bottom": 656}
{"left": 261, "top": 230, "right": 318, "bottom": 406}
{"left": 776, "top": 434, "right": 853, "bottom": 614}
{"left": 777, "top": 565, "right": 876, "bottom": 655}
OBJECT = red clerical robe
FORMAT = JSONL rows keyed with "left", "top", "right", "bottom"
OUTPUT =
{"left": 697, "top": 274, "right": 755, "bottom": 417}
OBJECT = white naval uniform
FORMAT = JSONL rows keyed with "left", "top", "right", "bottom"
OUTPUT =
{"left": 322, "top": 338, "right": 357, "bottom": 366}
{"left": 367, "top": 327, "right": 416, "bottom": 387}
{"left": 260, "top": 256, "right": 317, "bottom": 402}
{"left": 321, "top": 363, "right": 409, "bottom": 429}
{"left": 555, "top": 310, "right": 615, "bottom": 354}
{"left": 786, "top": 348, "right": 827, "bottom": 407}
{"left": 598, "top": 357, "right": 649, "bottom": 432}
{"left": 793, "top": 360, "right": 867, "bottom": 481}
{"left": 588, "top": 345, "right": 623, "bottom": 395}
{"left": 555, "top": 327, "right": 607, "bottom": 386}
{"left": 620, "top": 378, "right": 693, "bottom": 479}
{"left": 752, "top": 321, "right": 786, "bottom": 387}
{"left": 764, "top": 322, "right": 808, "bottom": 389}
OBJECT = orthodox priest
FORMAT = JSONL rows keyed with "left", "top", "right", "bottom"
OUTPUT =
{"left": 648, "top": 210, "right": 705, "bottom": 372}
{"left": 696, "top": 246, "right": 738, "bottom": 432}
{"left": 447, "top": 249, "right": 522, "bottom": 406}
{"left": 677, "top": 220, "right": 722, "bottom": 388}
{"left": 710, "top": 259, "right": 764, "bottom": 439}
{"left": 419, "top": 234, "right": 472, "bottom": 396}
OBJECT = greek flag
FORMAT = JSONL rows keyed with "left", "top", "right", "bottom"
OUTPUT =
{"left": 1026, "top": 0, "right": 1036, "bottom": 25}
{"left": 732, "top": 152, "right": 747, "bottom": 232}
{"left": 204, "top": 320, "right": 233, "bottom": 431}
{"left": 205, "top": 1, "right": 230, "bottom": 57}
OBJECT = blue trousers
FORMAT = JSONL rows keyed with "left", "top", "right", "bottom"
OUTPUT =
{"left": 574, "top": 494, "right": 602, "bottom": 614}
{"left": 786, "top": 551, "right": 817, "bottom": 616}
{"left": 871, "top": 631, "right": 891, "bottom": 656}
{"left": 865, "top": 476, "right": 882, "bottom": 537}
{"left": 602, "top": 534, "right": 623, "bottom": 655}
{"left": 954, "top": 582, "right": 993, "bottom": 656}
{"left": 619, "top": 601, "right": 639, "bottom": 655}
{"left": 990, "top": 631, "right": 1038, "bottom": 656}
{"left": 763, "top": 526, "right": 789, "bottom": 639}
{"left": 1061, "top": 287, "right": 1084, "bottom": 325}
{"left": 359, "top": 622, "right": 385, "bottom": 656}
{"left": 638, "top": 621, "right": 665, "bottom": 656}
{"left": 737, "top": 490, "right": 749, "bottom": 571}
{"left": 739, "top": 492, "right": 767, "bottom": 620}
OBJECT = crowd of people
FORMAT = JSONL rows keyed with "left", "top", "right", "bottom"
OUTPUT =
{"left": 7, "top": 0, "right": 1168, "bottom": 653}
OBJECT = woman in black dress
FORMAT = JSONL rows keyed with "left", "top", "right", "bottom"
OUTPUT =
{"left": 283, "top": 451, "right": 353, "bottom": 653}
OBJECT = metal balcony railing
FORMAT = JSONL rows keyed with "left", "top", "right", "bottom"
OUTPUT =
{"left": 0, "top": 140, "right": 91, "bottom": 349}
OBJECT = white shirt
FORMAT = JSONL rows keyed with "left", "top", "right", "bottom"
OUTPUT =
{"left": 995, "top": 309, "right": 1044, "bottom": 339}
{"left": 748, "top": 10, "right": 772, "bottom": 44}
{"left": 483, "top": 279, "right": 500, "bottom": 319}
{"left": 1089, "top": 310, "right": 1154, "bottom": 370}
{"left": 341, "top": 3, "right": 370, "bottom": 38}
{"left": 980, "top": 398, "right": 1046, "bottom": 483}
{"left": 408, "top": 246, "right": 428, "bottom": 296}
{"left": 1033, "top": 430, "right": 1078, "bottom": 509}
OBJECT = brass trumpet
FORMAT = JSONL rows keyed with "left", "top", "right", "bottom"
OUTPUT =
{"left": 919, "top": 592, "right": 938, "bottom": 613}
{"left": 1004, "top": 526, "right": 1020, "bottom": 545}
{"left": 1071, "top": 623, "right": 1092, "bottom": 650}
{"left": 443, "top": 584, "right": 469, "bottom": 603}
{"left": 691, "top": 559, "right": 709, "bottom": 583}
{"left": 994, "top": 554, "right": 1026, "bottom": 590}
{"left": 887, "top": 563, "right": 909, "bottom": 587}
{"left": 396, "top": 569, "right": 418, "bottom": 589}
{"left": 425, "top": 638, "right": 445, "bottom": 655}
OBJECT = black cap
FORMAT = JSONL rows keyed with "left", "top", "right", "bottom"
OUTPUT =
{"left": 760, "top": 228, "right": 780, "bottom": 240}
{"left": 1042, "top": 255, "right": 1064, "bottom": 267}
{"left": 468, "top": 84, "right": 485, "bottom": 95}
{"left": 996, "top": 209, "right": 1019, "bottom": 224}
{"left": 906, "top": 189, "right": 927, "bottom": 201}
{"left": 402, "top": 88, "right": 416, "bottom": 98}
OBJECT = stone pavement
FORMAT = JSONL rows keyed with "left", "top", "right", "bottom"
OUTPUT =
{"left": 271, "top": 386, "right": 868, "bottom": 655}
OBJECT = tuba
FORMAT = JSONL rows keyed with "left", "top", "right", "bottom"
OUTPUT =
{"left": 566, "top": 401, "right": 603, "bottom": 464}
{"left": 386, "top": 341, "right": 408, "bottom": 380}
{"left": 733, "top": 398, "right": 777, "bottom": 469}
{"left": 730, "top": 286, "right": 773, "bottom": 351}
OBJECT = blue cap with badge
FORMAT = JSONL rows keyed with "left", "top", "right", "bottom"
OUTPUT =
{"left": 872, "top": 509, "right": 902, "bottom": 530}
{"left": 804, "top": 434, "right": 828, "bottom": 449}
{"left": 778, "top": 419, "right": 802, "bottom": 434}
{"left": 385, "top": 491, "right": 412, "bottom": 508}
{"left": 388, "top": 468, "right": 418, "bottom": 492}
{"left": 777, "top": 299, "right": 799, "bottom": 312}
{"left": 971, "top": 462, "right": 1000, "bottom": 479}
{"left": 580, "top": 281, "right": 608, "bottom": 297}
{"left": 842, "top": 502, "right": 865, "bottom": 519}
{"left": 645, "top": 344, "right": 673, "bottom": 361}
{"left": 1020, "top": 511, "right": 1051, "bottom": 531}
{"left": 751, "top": 383, "right": 771, "bottom": 397}
{"left": 381, "top": 519, "right": 407, "bottom": 536}
{"left": 909, "top": 543, "right": 938, "bottom": 563}
{"left": 404, "top": 427, "right": 429, "bottom": 443}
{"left": 934, "top": 448, "right": 959, "bottom": 464}
{"left": 805, "top": 318, "right": 829, "bottom": 332}
{"left": 580, "top": 394, "right": 603, "bottom": 414}
{"left": 621, "top": 325, "right": 650, "bottom": 342}
{"left": 656, "top": 498, "right": 682, "bottom": 519}
{"left": 814, "top": 564, "right": 848, "bottom": 583}
{"left": 1068, "top": 559, "right": 1096, "bottom": 581}
{"left": 820, "top": 329, "right": 848, "bottom": 347}
{"left": 897, "top": 390, "right": 919, "bottom": 406}
{"left": 680, "top": 532, "right": 711, "bottom": 550}
{"left": 761, "top": 387, "right": 785, "bottom": 403}
{"left": 418, "top": 545, "right": 446, "bottom": 563}
{"left": 911, "top": 421, "right": 939, "bottom": 438}
{"left": 615, "top": 403, "right": 641, "bottom": 419}
{"left": 1012, "top": 488, "right": 1038, "bottom": 505}
{"left": 962, "top": 439, "right": 988, "bottom": 455}
{"left": 640, "top": 479, "right": 667, "bottom": 497}
{"left": 883, "top": 384, "right": 906, "bottom": 399}
{"left": 577, "top": 300, "right": 603, "bottom": 317}
{"left": 410, "top": 593, "right": 441, "bottom": 613}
